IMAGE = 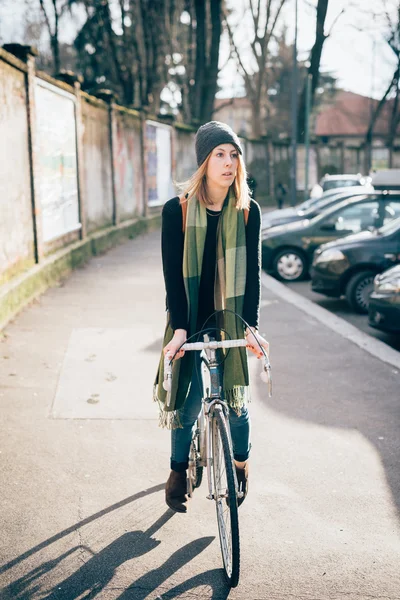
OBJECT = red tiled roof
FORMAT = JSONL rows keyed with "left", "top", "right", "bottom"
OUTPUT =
{"left": 315, "top": 90, "right": 398, "bottom": 137}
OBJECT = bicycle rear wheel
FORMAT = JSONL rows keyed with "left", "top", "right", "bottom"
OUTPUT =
{"left": 212, "top": 405, "right": 240, "bottom": 587}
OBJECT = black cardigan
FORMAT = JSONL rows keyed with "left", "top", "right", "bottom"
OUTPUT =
{"left": 161, "top": 196, "right": 261, "bottom": 332}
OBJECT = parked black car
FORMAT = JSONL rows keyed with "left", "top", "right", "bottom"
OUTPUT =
{"left": 368, "top": 265, "right": 400, "bottom": 333}
{"left": 262, "top": 192, "right": 400, "bottom": 282}
{"left": 310, "top": 217, "right": 400, "bottom": 313}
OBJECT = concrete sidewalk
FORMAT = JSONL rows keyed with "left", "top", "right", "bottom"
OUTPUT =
{"left": 0, "top": 228, "right": 399, "bottom": 599}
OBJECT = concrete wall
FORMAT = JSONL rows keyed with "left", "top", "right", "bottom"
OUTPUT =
{"left": 0, "top": 58, "right": 35, "bottom": 282}
{"left": 174, "top": 127, "right": 196, "bottom": 184}
{"left": 82, "top": 97, "right": 114, "bottom": 232}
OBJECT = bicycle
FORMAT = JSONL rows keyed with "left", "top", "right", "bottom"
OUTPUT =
{"left": 163, "top": 329, "right": 272, "bottom": 587}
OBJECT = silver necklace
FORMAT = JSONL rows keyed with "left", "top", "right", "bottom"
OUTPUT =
{"left": 206, "top": 207, "right": 222, "bottom": 216}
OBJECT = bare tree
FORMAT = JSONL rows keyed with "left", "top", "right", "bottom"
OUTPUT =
{"left": 364, "top": 1, "right": 400, "bottom": 171}
{"left": 38, "top": 0, "right": 69, "bottom": 73}
{"left": 225, "top": 0, "right": 288, "bottom": 137}
{"left": 167, "top": 0, "right": 224, "bottom": 124}
{"left": 32, "top": 0, "right": 223, "bottom": 119}
{"left": 297, "top": 0, "right": 346, "bottom": 141}
{"left": 73, "top": 0, "right": 172, "bottom": 109}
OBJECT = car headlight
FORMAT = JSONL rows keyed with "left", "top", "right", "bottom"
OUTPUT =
{"left": 374, "top": 278, "right": 400, "bottom": 294}
{"left": 313, "top": 249, "right": 346, "bottom": 265}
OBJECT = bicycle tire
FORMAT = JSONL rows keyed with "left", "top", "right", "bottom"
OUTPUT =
{"left": 212, "top": 405, "right": 240, "bottom": 587}
{"left": 188, "top": 424, "right": 203, "bottom": 492}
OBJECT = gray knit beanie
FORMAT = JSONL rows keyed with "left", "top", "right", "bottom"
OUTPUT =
{"left": 195, "top": 121, "right": 243, "bottom": 167}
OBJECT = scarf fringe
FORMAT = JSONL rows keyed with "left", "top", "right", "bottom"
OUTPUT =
{"left": 153, "top": 385, "right": 183, "bottom": 430}
{"left": 224, "top": 386, "right": 250, "bottom": 416}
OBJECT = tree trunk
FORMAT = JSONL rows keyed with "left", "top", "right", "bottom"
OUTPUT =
{"left": 387, "top": 59, "right": 400, "bottom": 167}
{"left": 364, "top": 69, "right": 397, "bottom": 173}
{"left": 52, "top": 0, "right": 60, "bottom": 73}
{"left": 191, "top": 0, "right": 207, "bottom": 123}
{"left": 297, "top": 0, "right": 329, "bottom": 142}
{"left": 201, "top": 0, "right": 222, "bottom": 123}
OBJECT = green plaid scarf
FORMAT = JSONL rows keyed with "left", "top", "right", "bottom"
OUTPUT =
{"left": 154, "top": 189, "right": 249, "bottom": 429}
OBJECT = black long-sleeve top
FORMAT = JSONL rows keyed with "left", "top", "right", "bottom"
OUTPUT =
{"left": 161, "top": 196, "right": 261, "bottom": 332}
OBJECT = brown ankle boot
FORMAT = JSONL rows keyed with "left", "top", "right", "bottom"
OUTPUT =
{"left": 235, "top": 462, "right": 249, "bottom": 507}
{"left": 165, "top": 470, "right": 189, "bottom": 513}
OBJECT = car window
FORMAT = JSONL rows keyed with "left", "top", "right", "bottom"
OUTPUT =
{"left": 379, "top": 215, "right": 400, "bottom": 235}
{"left": 383, "top": 200, "right": 400, "bottom": 225}
{"left": 323, "top": 179, "right": 359, "bottom": 191}
{"left": 324, "top": 201, "right": 380, "bottom": 233}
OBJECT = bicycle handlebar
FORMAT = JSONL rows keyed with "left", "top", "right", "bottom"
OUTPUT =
{"left": 182, "top": 339, "right": 247, "bottom": 351}
{"left": 162, "top": 338, "right": 272, "bottom": 404}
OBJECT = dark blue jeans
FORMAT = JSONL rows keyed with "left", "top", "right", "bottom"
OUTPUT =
{"left": 171, "top": 352, "right": 251, "bottom": 472}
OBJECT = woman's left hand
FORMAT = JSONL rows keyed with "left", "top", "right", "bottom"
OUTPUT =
{"left": 245, "top": 327, "right": 269, "bottom": 359}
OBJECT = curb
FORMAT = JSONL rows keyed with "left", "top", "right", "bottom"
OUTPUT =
{"left": 0, "top": 214, "right": 161, "bottom": 332}
{"left": 261, "top": 272, "right": 400, "bottom": 371}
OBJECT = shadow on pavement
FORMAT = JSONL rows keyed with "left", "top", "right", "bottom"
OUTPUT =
{"left": 154, "top": 569, "right": 231, "bottom": 600}
{"left": 1, "top": 485, "right": 224, "bottom": 599}
{"left": 116, "top": 537, "right": 218, "bottom": 600}
{"left": 0, "top": 483, "right": 165, "bottom": 576}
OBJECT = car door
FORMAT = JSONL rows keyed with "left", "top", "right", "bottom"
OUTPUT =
{"left": 301, "top": 200, "right": 380, "bottom": 257}
{"left": 379, "top": 209, "right": 400, "bottom": 268}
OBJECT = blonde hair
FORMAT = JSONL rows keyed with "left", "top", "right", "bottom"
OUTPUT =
{"left": 176, "top": 149, "right": 251, "bottom": 210}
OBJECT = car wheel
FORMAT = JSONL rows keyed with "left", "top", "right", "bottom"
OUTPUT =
{"left": 345, "top": 271, "right": 376, "bottom": 314}
{"left": 273, "top": 249, "right": 307, "bottom": 282}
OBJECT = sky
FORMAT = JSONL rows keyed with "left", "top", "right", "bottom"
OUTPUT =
{"left": 0, "top": 0, "right": 397, "bottom": 101}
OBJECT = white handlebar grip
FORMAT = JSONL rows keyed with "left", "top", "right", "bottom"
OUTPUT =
{"left": 163, "top": 379, "right": 172, "bottom": 392}
{"left": 260, "top": 370, "right": 269, "bottom": 383}
{"left": 163, "top": 353, "right": 173, "bottom": 392}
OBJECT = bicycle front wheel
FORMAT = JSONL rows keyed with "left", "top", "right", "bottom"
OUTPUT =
{"left": 212, "top": 405, "right": 240, "bottom": 587}
{"left": 188, "top": 419, "right": 203, "bottom": 495}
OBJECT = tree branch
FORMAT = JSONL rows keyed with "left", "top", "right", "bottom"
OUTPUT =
{"left": 39, "top": 0, "right": 53, "bottom": 36}
{"left": 326, "top": 8, "right": 345, "bottom": 37}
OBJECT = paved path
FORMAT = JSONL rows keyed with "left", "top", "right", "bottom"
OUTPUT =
{"left": 0, "top": 229, "right": 399, "bottom": 599}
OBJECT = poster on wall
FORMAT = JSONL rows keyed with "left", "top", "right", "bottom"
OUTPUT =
{"left": 146, "top": 121, "right": 175, "bottom": 207}
{"left": 114, "top": 117, "right": 136, "bottom": 216}
{"left": 35, "top": 79, "right": 81, "bottom": 242}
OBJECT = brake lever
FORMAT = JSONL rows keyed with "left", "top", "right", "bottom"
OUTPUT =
{"left": 259, "top": 352, "right": 272, "bottom": 397}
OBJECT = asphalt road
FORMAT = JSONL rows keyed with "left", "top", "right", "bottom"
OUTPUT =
{"left": 1, "top": 229, "right": 399, "bottom": 599}
{"left": 284, "top": 279, "right": 400, "bottom": 352}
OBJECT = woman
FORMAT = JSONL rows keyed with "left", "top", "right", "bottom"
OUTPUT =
{"left": 154, "top": 121, "right": 269, "bottom": 513}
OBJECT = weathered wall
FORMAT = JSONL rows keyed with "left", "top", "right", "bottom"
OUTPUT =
{"left": 114, "top": 109, "right": 143, "bottom": 220}
{"left": 174, "top": 127, "right": 196, "bottom": 185}
{"left": 82, "top": 97, "right": 114, "bottom": 232}
{"left": 0, "top": 59, "right": 35, "bottom": 282}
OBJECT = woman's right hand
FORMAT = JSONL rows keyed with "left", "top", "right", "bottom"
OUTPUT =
{"left": 163, "top": 329, "right": 187, "bottom": 360}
